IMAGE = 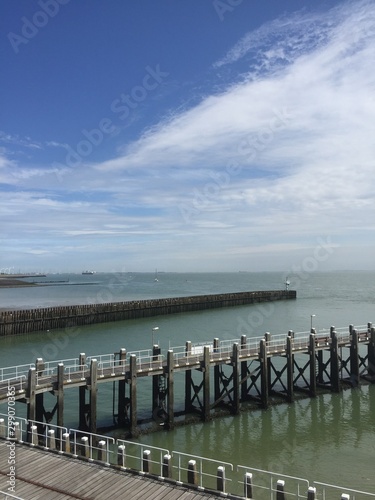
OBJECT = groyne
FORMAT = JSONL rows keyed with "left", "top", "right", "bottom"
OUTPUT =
{"left": 0, "top": 289, "right": 295, "bottom": 336}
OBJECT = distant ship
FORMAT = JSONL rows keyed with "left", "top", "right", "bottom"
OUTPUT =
{"left": 82, "top": 270, "right": 95, "bottom": 275}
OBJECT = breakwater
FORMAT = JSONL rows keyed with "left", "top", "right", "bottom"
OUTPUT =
{"left": 0, "top": 289, "right": 295, "bottom": 336}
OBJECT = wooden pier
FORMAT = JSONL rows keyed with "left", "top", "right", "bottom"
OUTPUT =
{"left": 0, "top": 445, "right": 218, "bottom": 499}
{"left": 0, "top": 290, "right": 296, "bottom": 336}
{"left": 0, "top": 323, "right": 373, "bottom": 438}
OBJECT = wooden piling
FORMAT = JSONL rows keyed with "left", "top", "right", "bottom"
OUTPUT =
{"left": 57, "top": 363, "right": 64, "bottom": 427}
{"left": 330, "top": 328, "right": 341, "bottom": 392}
{"left": 117, "top": 349, "right": 127, "bottom": 426}
{"left": 260, "top": 339, "right": 269, "bottom": 409}
{"left": 129, "top": 354, "right": 138, "bottom": 437}
{"left": 166, "top": 350, "right": 174, "bottom": 430}
{"left": 203, "top": 346, "right": 210, "bottom": 422}
{"left": 368, "top": 327, "right": 375, "bottom": 379}
{"left": 89, "top": 359, "right": 98, "bottom": 434}
{"left": 350, "top": 329, "right": 360, "bottom": 387}
{"left": 26, "top": 368, "right": 36, "bottom": 423}
{"left": 286, "top": 335, "right": 294, "bottom": 403}
{"left": 309, "top": 333, "right": 317, "bottom": 397}
{"left": 232, "top": 343, "right": 240, "bottom": 414}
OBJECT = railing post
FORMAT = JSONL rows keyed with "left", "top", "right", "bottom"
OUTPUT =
{"left": 30, "top": 425, "right": 38, "bottom": 446}
{"left": 14, "top": 422, "right": 21, "bottom": 442}
{"left": 117, "top": 444, "right": 126, "bottom": 468}
{"left": 162, "top": 453, "right": 172, "bottom": 478}
{"left": 80, "top": 436, "right": 89, "bottom": 458}
{"left": 307, "top": 486, "right": 316, "bottom": 500}
{"left": 187, "top": 459, "right": 198, "bottom": 486}
{"left": 46, "top": 429, "right": 56, "bottom": 450}
{"left": 217, "top": 466, "right": 225, "bottom": 493}
{"left": 244, "top": 472, "right": 253, "bottom": 499}
{"left": 62, "top": 432, "right": 70, "bottom": 453}
{"left": 276, "top": 479, "right": 286, "bottom": 500}
{"left": 97, "top": 440, "right": 108, "bottom": 464}
{"left": 142, "top": 449, "right": 151, "bottom": 473}
{"left": 0, "top": 418, "right": 5, "bottom": 439}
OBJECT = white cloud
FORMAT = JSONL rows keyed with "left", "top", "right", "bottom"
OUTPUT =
{"left": 2, "top": 0, "right": 375, "bottom": 271}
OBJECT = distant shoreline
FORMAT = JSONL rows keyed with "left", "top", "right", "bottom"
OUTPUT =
{"left": 0, "top": 274, "right": 45, "bottom": 288}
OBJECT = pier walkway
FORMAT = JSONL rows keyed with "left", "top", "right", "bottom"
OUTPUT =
{"left": 0, "top": 445, "right": 217, "bottom": 499}
{"left": 0, "top": 323, "right": 374, "bottom": 437}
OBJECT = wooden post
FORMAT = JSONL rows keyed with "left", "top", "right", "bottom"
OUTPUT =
{"left": 187, "top": 460, "right": 198, "bottom": 486}
{"left": 217, "top": 466, "right": 225, "bottom": 493}
{"left": 185, "top": 341, "right": 192, "bottom": 413}
{"left": 240, "top": 335, "right": 248, "bottom": 401}
{"left": 26, "top": 368, "right": 36, "bottom": 425}
{"left": 276, "top": 479, "right": 286, "bottom": 500}
{"left": 232, "top": 343, "right": 240, "bottom": 414}
{"left": 97, "top": 440, "right": 107, "bottom": 463}
{"left": 309, "top": 333, "right": 317, "bottom": 397}
{"left": 203, "top": 346, "right": 210, "bottom": 421}
{"left": 57, "top": 363, "right": 64, "bottom": 427}
{"left": 214, "top": 338, "right": 220, "bottom": 403}
{"left": 163, "top": 454, "right": 172, "bottom": 478}
{"left": 244, "top": 472, "right": 253, "bottom": 499}
{"left": 368, "top": 328, "right": 375, "bottom": 380}
{"left": 152, "top": 345, "right": 161, "bottom": 415}
{"left": 117, "top": 444, "right": 126, "bottom": 468}
{"left": 80, "top": 436, "right": 89, "bottom": 458}
{"left": 89, "top": 359, "right": 98, "bottom": 433}
{"left": 117, "top": 348, "right": 127, "bottom": 426}
{"left": 265, "top": 332, "right": 271, "bottom": 395}
{"left": 79, "top": 353, "right": 87, "bottom": 430}
{"left": 47, "top": 429, "right": 56, "bottom": 450}
{"left": 307, "top": 486, "right": 316, "bottom": 500}
{"left": 350, "top": 329, "right": 360, "bottom": 387}
{"left": 286, "top": 335, "right": 294, "bottom": 403}
{"left": 260, "top": 339, "right": 269, "bottom": 409}
{"left": 129, "top": 354, "right": 138, "bottom": 437}
{"left": 167, "top": 350, "right": 174, "bottom": 429}
{"left": 142, "top": 449, "right": 151, "bottom": 473}
{"left": 62, "top": 432, "right": 70, "bottom": 453}
{"left": 330, "top": 329, "right": 340, "bottom": 393}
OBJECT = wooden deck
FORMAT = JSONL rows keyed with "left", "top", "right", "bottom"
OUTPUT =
{"left": 0, "top": 444, "right": 218, "bottom": 499}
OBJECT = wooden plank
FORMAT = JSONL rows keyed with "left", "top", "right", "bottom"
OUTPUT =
{"left": 0, "top": 446, "right": 216, "bottom": 499}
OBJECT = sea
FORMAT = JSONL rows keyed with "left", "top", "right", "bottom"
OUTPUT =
{"left": 0, "top": 271, "right": 374, "bottom": 494}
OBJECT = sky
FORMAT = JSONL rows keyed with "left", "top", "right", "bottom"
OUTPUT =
{"left": 1, "top": 0, "right": 375, "bottom": 274}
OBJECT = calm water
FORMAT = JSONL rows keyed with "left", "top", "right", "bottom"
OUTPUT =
{"left": 1, "top": 271, "right": 375, "bottom": 492}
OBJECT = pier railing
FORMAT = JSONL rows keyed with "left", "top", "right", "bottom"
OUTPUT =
{"left": 1, "top": 416, "right": 374, "bottom": 499}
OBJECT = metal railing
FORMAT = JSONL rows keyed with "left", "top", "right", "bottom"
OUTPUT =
{"left": 1, "top": 416, "right": 374, "bottom": 499}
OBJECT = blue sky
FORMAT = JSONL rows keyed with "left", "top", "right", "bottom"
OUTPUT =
{"left": 1, "top": 0, "right": 375, "bottom": 273}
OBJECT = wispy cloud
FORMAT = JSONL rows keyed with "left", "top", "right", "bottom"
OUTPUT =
{"left": 2, "top": 0, "right": 375, "bottom": 271}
